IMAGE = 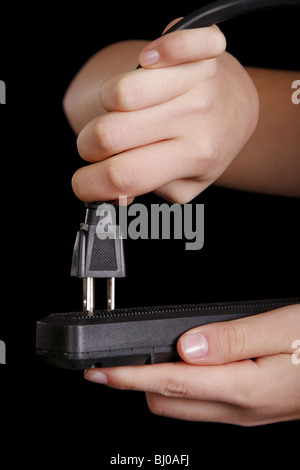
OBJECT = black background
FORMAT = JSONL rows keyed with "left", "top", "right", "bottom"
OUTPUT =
{"left": 0, "top": 1, "right": 299, "bottom": 467}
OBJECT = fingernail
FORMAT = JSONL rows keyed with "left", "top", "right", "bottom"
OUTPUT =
{"left": 180, "top": 333, "right": 209, "bottom": 359}
{"left": 139, "top": 49, "right": 160, "bottom": 66}
{"left": 84, "top": 369, "right": 109, "bottom": 384}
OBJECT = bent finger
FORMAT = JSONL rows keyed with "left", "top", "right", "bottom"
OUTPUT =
{"left": 99, "top": 59, "right": 216, "bottom": 112}
{"left": 77, "top": 92, "right": 202, "bottom": 162}
{"left": 139, "top": 25, "right": 226, "bottom": 68}
{"left": 72, "top": 138, "right": 199, "bottom": 202}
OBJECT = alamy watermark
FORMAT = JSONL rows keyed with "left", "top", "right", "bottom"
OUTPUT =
{"left": 291, "top": 80, "right": 300, "bottom": 105}
{"left": 0, "top": 340, "right": 6, "bottom": 364}
{"left": 292, "top": 340, "right": 300, "bottom": 365}
{"left": 96, "top": 198, "right": 204, "bottom": 251}
{"left": 0, "top": 80, "right": 6, "bottom": 104}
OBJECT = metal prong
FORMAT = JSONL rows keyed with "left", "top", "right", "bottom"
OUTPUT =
{"left": 83, "top": 277, "right": 95, "bottom": 315}
{"left": 107, "top": 277, "right": 115, "bottom": 311}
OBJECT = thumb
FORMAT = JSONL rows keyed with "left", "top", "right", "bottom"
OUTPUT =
{"left": 138, "top": 23, "right": 226, "bottom": 68}
{"left": 177, "top": 304, "right": 300, "bottom": 365}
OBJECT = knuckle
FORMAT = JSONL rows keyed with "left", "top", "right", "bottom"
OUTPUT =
{"left": 232, "top": 412, "right": 259, "bottom": 428}
{"left": 187, "top": 89, "right": 213, "bottom": 115}
{"left": 106, "top": 157, "right": 135, "bottom": 194}
{"left": 233, "top": 395, "right": 272, "bottom": 426}
{"left": 76, "top": 133, "right": 87, "bottom": 160}
{"left": 113, "top": 75, "right": 133, "bottom": 111}
{"left": 71, "top": 170, "right": 85, "bottom": 201}
{"left": 217, "top": 30, "right": 227, "bottom": 54}
{"left": 197, "top": 93, "right": 213, "bottom": 113}
{"left": 160, "top": 378, "right": 189, "bottom": 399}
{"left": 165, "top": 192, "right": 192, "bottom": 206}
{"left": 215, "top": 323, "right": 248, "bottom": 361}
{"left": 159, "top": 184, "right": 200, "bottom": 205}
{"left": 195, "top": 135, "right": 219, "bottom": 168}
{"left": 94, "top": 116, "right": 120, "bottom": 154}
{"left": 160, "top": 33, "right": 187, "bottom": 61}
{"left": 171, "top": 33, "right": 192, "bottom": 60}
{"left": 113, "top": 73, "right": 143, "bottom": 111}
{"left": 172, "top": 35, "right": 189, "bottom": 59}
{"left": 186, "top": 83, "right": 215, "bottom": 114}
{"left": 210, "top": 26, "right": 227, "bottom": 55}
{"left": 172, "top": 195, "right": 193, "bottom": 205}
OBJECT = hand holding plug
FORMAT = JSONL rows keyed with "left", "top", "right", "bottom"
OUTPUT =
{"left": 72, "top": 20, "right": 259, "bottom": 204}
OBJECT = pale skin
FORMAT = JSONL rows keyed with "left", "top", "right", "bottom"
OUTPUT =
{"left": 63, "top": 21, "right": 300, "bottom": 425}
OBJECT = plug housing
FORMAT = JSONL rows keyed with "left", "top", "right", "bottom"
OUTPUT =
{"left": 71, "top": 202, "right": 125, "bottom": 312}
{"left": 71, "top": 202, "right": 125, "bottom": 279}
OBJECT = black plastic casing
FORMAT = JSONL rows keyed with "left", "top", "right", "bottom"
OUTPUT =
{"left": 36, "top": 298, "right": 299, "bottom": 370}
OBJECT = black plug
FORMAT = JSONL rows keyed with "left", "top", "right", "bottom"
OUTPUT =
{"left": 71, "top": 202, "right": 125, "bottom": 313}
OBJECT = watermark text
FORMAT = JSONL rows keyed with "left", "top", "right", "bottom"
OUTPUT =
{"left": 291, "top": 80, "right": 300, "bottom": 105}
{"left": 0, "top": 80, "right": 6, "bottom": 104}
{"left": 0, "top": 340, "right": 6, "bottom": 364}
{"left": 292, "top": 340, "right": 300, "bottom": 365}
{"left": 96, "top": 198, "right": 204, "bottom": 251}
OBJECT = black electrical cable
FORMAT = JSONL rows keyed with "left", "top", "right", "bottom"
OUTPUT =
{"left": 136, "top": 0, "right": 300, "bottom": 68}
{"left": 166, "top": 0, "right": 300, "bottom": 33}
